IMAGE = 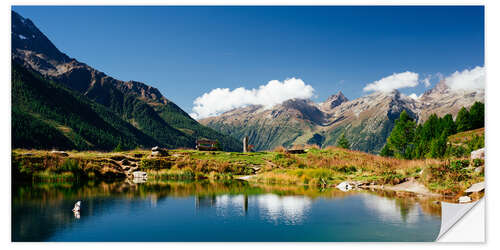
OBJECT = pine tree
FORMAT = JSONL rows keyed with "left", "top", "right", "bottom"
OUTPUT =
{"left": 455, "top": 107, "right": 472, "bottom": 132}
{"left": 427, "top": 131, "right": 447, "bottom": 158}
{"left": 422, "top": 114, "right": 440, "bottom": 140}
{"left": 469, "top": 101, "right": 484, "bottom": 129}
{"left": 113, "top": 142, "right": 124, "bottom": 152}
{"left": 336, "top": 132, "right": 350, "bottom": 149}
{"left": 385, "top": 110, "right": 416, "bottom": 159}
{"left": 380, "top": 143, "right": 393, "bottom": 157}
{"left": 440, "top": 114, "right": 456, "bottom": 136}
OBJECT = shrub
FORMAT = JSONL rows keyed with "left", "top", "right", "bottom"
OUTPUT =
{"left": 381, "top": 170, "right": 403, "bottom": 185}
{"left": 449, "top": 159, "right": 469, "bottom": 171}
{"left": 472, "top": 158, "right": 484, "bottom": 167}
{"left": 335, "top": 165, "right": 357, "bottom": 174}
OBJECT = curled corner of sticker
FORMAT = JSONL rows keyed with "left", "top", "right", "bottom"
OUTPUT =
{"left": 436, "top": 199, "right": 481, "bottom": 240}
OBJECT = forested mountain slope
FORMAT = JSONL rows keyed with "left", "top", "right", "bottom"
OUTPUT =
{"left": 11, "top": 11, "right": 241, "bottom": 151}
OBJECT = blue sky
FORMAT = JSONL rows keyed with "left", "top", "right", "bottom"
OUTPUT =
{"left": 12, "top": 6, "right": 484, "bottom": 118}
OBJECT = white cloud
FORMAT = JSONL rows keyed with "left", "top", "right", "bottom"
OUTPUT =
{"left": 190, "top": 78, "right": 315, "bottom": 119}
{"left": 422, "top": 75, "right": 431, "bottom": 88}
{"left": 363, "top": 71, "right": 419, "bottom": 92}
{"left": 444, "top": 66, "right": 485, "bottom": 90}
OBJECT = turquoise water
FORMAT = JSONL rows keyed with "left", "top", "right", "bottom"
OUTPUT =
{"left": 12, "top": 180, "right": 441, "bottom": 242}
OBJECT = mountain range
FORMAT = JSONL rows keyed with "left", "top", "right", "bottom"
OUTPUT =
{"left": 200, "top": 81, "right": 484, "bottom": 153}
{"left": 11, "top": 10, "right": 484, "bottom": 154}
{"left": 11, "top": 11, "right": 241, "bottom": 151}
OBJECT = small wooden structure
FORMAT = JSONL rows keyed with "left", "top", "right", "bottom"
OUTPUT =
{"left": 196, "top": 139, "right": 218, "bottom": 151}
{"left": 286, "top": 149, "right": 306, "bottom": 154}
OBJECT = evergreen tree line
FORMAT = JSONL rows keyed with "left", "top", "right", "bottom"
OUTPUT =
{"left": 380, "top": 101, "right": 484, "bottom": 159}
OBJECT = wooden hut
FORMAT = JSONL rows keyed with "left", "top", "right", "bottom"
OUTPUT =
{"left": 196, "top": 139, "right": 219, "bottom": 151}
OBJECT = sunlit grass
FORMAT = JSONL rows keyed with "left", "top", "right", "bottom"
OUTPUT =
{"left": 12, "top": 146, "right": 483, "bottom": 195}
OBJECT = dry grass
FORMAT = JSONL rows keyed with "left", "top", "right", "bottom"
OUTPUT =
{"left": 254, "top": 146, "right": 479, "bottom": 194}
{"left": 304, "top": 144, "right": 320, "bottom": 150}
{"left": 448, "top": 128, "right": 485, "bottom": 144}
{"left": 12, "top": 147, "right": 481, "bottom": 195}
{"left": 272, "top": 146, "right": 287, "bottom": 153}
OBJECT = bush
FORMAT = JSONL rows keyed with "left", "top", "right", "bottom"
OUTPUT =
{"left": 381, "top": 170, "right": 403, "bottom": 185}
{"left": 472, "top": 158, "right": 484, "bottom": 167}
{"left": 446, "top": 145, "right": 467, "bottom": 158}
{"left": 335, "top": 165, "right": 357, "bottom": 174}
{"left": 113, "top": 142, "right": 124, "bottom": 152}
{"left": 449, "top": 160, "right": 469, "bottom": 171}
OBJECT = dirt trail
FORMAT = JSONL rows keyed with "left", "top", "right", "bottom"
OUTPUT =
{"left": 367, "top": 179, "right": 440, "bottom": 197}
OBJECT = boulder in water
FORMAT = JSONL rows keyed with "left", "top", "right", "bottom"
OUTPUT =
{"left": 336, "top": 181, "right": 353, "bottom": 192}
{"left": 132, "top": 171, "right": 147, "bottom": 179}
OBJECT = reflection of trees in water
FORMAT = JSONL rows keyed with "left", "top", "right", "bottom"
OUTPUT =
{"left": 196, "top": 194, "right": 249, "bottom": 215}
{"left": 12, "top": 199, "right": 74, "bottom": 241}
{"left": 374, "top": 189, "right": 442, "bottom": 218}
{"left": 195, "top": 195, "right": 216, "bottom": 208}
{"left": 12, "top": 193, "right": 117, "bottom": 241}
{"left": 12, "top": 180, "right": 442, "bottom": 241}
{"left": 359, "top": 189, "right": 441, "bottom": 225}
{"left": 396, "top": 199, "right": 412, "bottom": 222}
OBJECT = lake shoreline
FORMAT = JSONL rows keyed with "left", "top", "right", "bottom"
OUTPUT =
{"left": 12, "top": 147, "right": 484, "bottom": 201}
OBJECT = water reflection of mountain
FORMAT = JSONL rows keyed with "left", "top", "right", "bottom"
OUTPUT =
{"left": 12, "top": 180, "right": 441, "bottom": 241}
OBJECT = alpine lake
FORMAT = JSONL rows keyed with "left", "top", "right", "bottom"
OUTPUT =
{"left": 12, "top": 178, "right": 442, "bottom": 242}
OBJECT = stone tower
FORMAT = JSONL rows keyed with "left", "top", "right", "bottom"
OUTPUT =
{"left": 243, "top": 136, "right": 249, "bottom": 153}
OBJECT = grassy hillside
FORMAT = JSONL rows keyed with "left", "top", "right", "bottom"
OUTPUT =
{"left": 446, "top": 128, "right": 485, "bottom": 158}
{"left": 448, "top": 128, "right": 484, "bottom": 145}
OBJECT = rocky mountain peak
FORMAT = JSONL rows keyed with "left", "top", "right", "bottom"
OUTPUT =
{"left": 12, "top": 11, "right": 70, "bottom": 65}
{"left": 422, "top": 80, "right": 449, "bottom": 97}
{"left": 11, "top": 11, "right": 173, "bottom": 106}
{"left": 321, "top": 90, "right": 348, "bottom": 111}
{"left": 278, "top": 98, "right": 325, "bottom": 124}
{"left": 434, "top": 80, "right": 449, "bottom": 92}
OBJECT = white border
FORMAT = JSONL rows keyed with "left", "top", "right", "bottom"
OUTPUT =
{"left": 2, "top": 0, "right": 498, "bottom": 249}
